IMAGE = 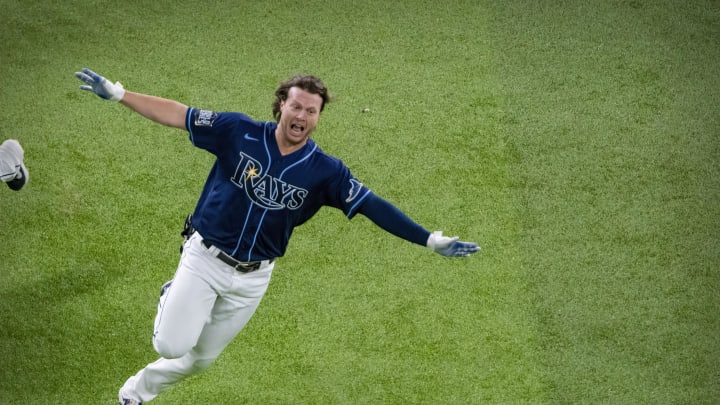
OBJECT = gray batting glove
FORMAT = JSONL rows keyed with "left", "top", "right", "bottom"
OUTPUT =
{"left": 75, "top": 68, "right": 126, "bottom": 101}
{"left": 427, "top": 231, "right": 480, "bottom": 257}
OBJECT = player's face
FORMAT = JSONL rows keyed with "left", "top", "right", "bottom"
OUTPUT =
{"left": 276, "top": 87, "right": 323, "bottom": 152}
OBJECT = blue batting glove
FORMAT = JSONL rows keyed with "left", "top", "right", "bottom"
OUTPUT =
{"left": 427, "top": 231, "right": 481, "bottom": 257}
{"left": 75, "top": 68, "right": 126, "bottom": 101}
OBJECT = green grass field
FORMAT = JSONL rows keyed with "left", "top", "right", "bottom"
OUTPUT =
{"left": 1, "top": 0, "right": 718, "bottom": 403}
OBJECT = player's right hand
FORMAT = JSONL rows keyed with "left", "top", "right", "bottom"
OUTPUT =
{"left": 427, "top": 231, "right": 480, "bottom": 257}
{"left": 75, "top": 68, "right": 126, "bottom": 101}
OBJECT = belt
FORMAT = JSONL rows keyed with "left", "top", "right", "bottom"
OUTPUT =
{"left": 201, "top": 239, "right": 273, "bottom": 273}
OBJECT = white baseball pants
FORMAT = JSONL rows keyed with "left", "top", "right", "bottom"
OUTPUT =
{"left": 0, "top": 139, "right": 23, "bottom": 183}
{"left": 119, "top": 231, "right": 274, "bottom": 402}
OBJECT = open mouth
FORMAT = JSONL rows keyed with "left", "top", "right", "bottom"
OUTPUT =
{"left": 290, "top": 123, "right": 305, "bottom": 135}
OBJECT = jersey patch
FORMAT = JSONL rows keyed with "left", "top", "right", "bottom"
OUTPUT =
{"left": 194, "top": 110, "right": 218, "bottom": 127}
{"left": 346, "top": 179, "right": 364, "bottom": 203}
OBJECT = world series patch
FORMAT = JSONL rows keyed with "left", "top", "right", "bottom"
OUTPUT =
{"left": 194, "top": 110, "right": 217, "bottom": 127}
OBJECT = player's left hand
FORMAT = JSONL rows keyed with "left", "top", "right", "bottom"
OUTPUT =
{"left": 427, "top": 231, "right": 480, "bottom": 257}
{"left": 75, "top": 68, "right": 126, "bottom": 101}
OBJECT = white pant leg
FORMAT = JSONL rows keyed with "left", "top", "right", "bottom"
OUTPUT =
{"left": 0, "top": 139, "right": 22, "bottom": 183}
{"left": 120, "top": 232, "right": 274, "bottom": 402}
{"left": 152, "top": 233, "right": 219, "bottom": 358}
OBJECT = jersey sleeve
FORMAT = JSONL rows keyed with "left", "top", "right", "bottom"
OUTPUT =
{"left": 327, "top": 164, "right": 372, "bottom": 219}
{"left": 185, "top": 108, "right": 257, "bottom": 155}
{"left": 358, "top": 193, "right": 430, "bottom": 246}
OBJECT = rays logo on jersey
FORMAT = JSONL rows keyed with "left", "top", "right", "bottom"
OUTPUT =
{"left": 346, "top": 179, "right": 364, "bottom": 203}
{"left": 231, "top": 153, "right": 308, "bottom": 210}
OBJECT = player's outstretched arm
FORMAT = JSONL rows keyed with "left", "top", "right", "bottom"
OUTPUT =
{"left": 120, "top": 91, "right": 188, "bottom": 129}
{"left": 358, "top": 193, "right": 480, "bottom": 258}
{"left": 75, "top": 68, "right": 188, "bottom": 130}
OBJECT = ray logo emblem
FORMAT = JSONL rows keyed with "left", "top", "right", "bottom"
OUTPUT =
{"left": 231, "top": 153, "right": 308, "bottom": 210}
{"left": 346, "top": 179, "right": 364, "bottom": 203}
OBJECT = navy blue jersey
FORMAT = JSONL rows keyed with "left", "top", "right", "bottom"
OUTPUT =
{"left": 185, "top": 108, "right": 372, "bottom": 261}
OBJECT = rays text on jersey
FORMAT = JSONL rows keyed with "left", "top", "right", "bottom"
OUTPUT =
{"left": 231, "top": 152, "right": 308, "bottom": 210}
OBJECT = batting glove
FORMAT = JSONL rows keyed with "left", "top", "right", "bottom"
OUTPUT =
{"left": 427, "top": 231, "right": 480, "bottom": 257}
{"left": 75, "top": 68, "right": 126, "bottom": 101}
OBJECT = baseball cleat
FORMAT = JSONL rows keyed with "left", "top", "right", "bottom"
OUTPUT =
{"left": 7, "top": 164, "right": 28, "bottom": 190}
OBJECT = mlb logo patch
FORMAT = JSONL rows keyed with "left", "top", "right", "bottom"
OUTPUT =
{"left": 195, "top": 110, "right": 217, "bottom": 127}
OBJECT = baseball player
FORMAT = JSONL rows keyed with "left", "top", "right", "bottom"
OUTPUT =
{"left": 75, "top": 68, "right": 480, "bottom": 405}
{"left": 0, "top": 139, "right": 29, "bottom": 191}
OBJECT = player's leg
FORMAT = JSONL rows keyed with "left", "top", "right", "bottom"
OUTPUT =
{"left": 192, "top": 263, "right": 274, "bottom": 360}
{"left": 119, "top": 232, "right": 220, "bottom": 402}
{"left": 151, "top": 234, "right": 220, "bottom": 358}
{"left": 121, "top": 265, "right": 274, "bottom": 402}
{"left": 0, "top": 139, "right": 28, "bottom": 190}
{"left": 118, "top": 233, "right": 273, "bottom": 402}
{"left": 119, "top": 347, "right": 213, "bottom": 403}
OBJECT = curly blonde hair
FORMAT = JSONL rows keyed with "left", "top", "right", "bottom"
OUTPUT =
{"left": 272, "top": 75, "right": 331, "bottom": 121}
